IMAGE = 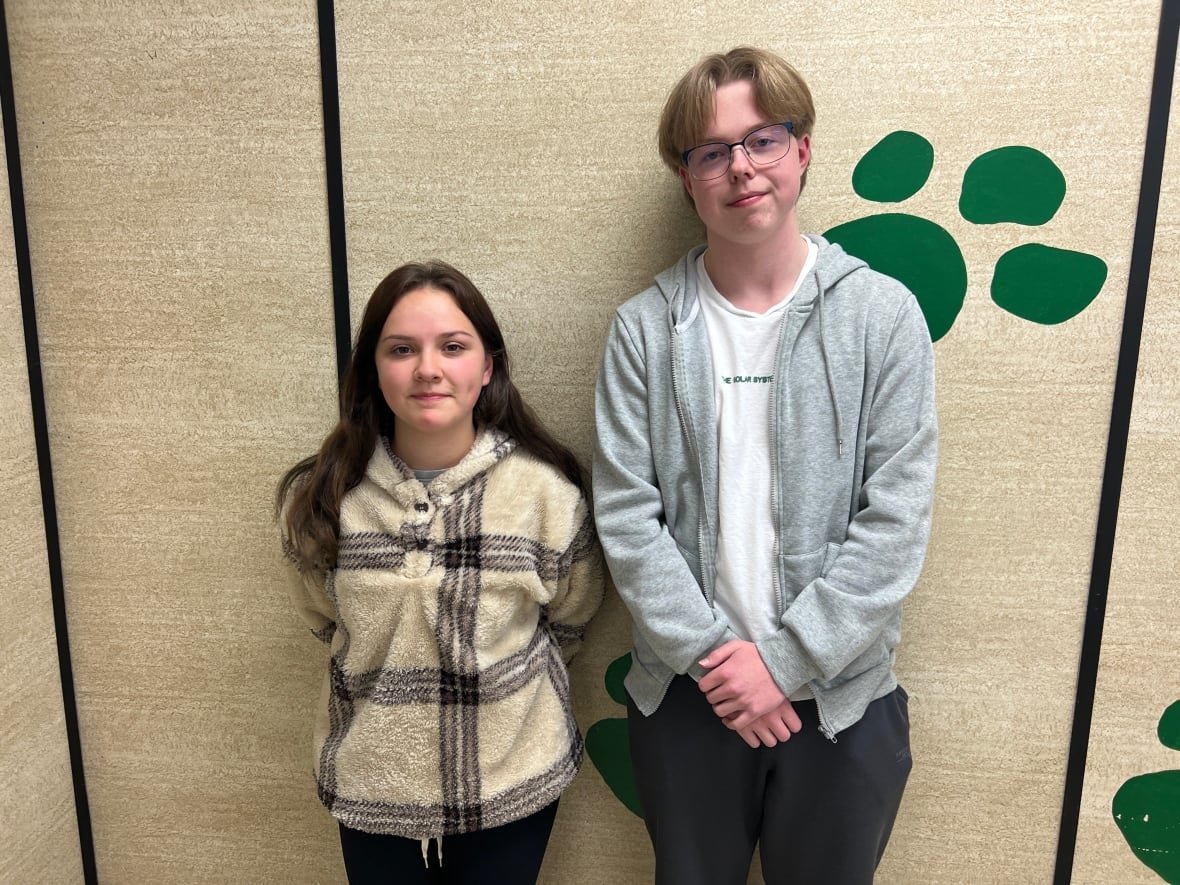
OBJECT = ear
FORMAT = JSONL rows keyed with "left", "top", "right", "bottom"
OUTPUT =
{"left": 482, "top": 353, "right": 493, "bottom": 387}
{"left": 678, "top": 165, "right": 695, "bottom": 201}
{"left": 796, "top": 133, "right": 811, "bottom": 173}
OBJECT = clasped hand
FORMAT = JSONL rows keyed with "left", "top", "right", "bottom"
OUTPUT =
{"left": 698, "top": 640, "right": 803, "bottom": 748}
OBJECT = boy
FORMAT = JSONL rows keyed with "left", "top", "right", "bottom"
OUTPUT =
{"left": 592, "top": 47, "right": 937, "bottom": 884}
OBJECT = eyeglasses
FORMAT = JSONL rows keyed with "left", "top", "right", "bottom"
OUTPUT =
{"left": 681, "top": 121, "right": 796, "bottom": 181}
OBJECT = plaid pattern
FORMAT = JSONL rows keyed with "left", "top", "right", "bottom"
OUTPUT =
{"left": 283, "top": 429, "right": 603, "bottom": 837}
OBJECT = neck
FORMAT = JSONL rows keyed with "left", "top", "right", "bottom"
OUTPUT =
{"left": 393, "top": 423, "right": 477, "bottom": 471}
{"left": 703, "top": 230, "right": 809, "bottom": 313}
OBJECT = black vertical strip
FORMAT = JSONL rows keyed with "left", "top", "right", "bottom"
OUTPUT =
{"left": 0, "top": 3, "right": 98, "bottom": 883}
{"left": 317, "top": 0, "right": 351, "bottom": 386}
{"left": 1053, "top": 2, "right": 1178, "bottom": 882}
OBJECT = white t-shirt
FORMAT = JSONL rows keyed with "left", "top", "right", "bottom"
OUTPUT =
{"left": 697, "top": 242, "right": 817, "bottom": 696}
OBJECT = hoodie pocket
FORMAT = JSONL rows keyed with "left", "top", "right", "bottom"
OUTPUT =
{"left": 778, "top": 542, "right": 843, "bottom": 606}
{"left": 672, "top": 538, "right": 704, "bottom": 590}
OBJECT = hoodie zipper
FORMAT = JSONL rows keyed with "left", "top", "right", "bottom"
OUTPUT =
{"left": 670, "top": 310, "right": 715, "bottom": 604}
{"left": 816, "top": 699, "right": 838, "bottom": 743}
{"left": 767, "top": 296, "right": 800, "bottom": 620}
{"left": 770, "top": 270, "right": 844, "bottom": 743}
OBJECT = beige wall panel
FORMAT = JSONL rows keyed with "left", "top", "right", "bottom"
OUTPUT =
{"left": 1072, "top": 64, "right": 1180, "bottom": 884}
{"left": 8, "top": 2, "right": 340, "bottom": 881}
{"left": 0, "top": 118, "right": 83, "bottom": 883}
{"left": 7, "top": 0, "right": 1147, "bottom": 881}
{"left": 338, "top": 2, "right": 1160, "bottom": 882}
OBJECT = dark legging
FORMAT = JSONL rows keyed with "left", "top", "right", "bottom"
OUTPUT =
{"left": 337, "top": 800, "right": 559, "bottom": 885}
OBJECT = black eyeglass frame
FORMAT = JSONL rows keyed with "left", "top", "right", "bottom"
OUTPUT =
{"left": 680, "top": 121, "right": 797, "bottom": 180}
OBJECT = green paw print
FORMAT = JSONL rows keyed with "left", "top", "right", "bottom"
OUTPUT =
{"left": 1113, "top": 701, "right": 1180, "bottom": 883}
{"left": 586, "top": 653, "right": 643, "bottom": 817}
{"left": 824, "top": 131, "right": 1108, "bottom": 341}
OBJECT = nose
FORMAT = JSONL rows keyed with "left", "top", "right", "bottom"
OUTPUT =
{"left": 415, "top": 349, "right": 441, "bottom": 380}
{"left": 728, "top": 144, "right": 755, "bottom": 177}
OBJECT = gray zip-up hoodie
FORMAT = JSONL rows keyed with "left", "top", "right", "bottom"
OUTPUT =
{"left": 593, "top": 237, "right": 937, "bottom": 738}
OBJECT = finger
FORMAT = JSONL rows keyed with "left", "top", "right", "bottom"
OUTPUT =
{"left": 716, "top": 703, "right": 742, "bottom": 723}
{"left": 767, "top": 716, "right": 793, "bottom": 742}
{"left": 726, "top": 709, "right": 759, "bottom": 731}
{"left": 713, "top": 699, "right": 744, "bottom": 719}
{"left": 698, "top": 667, "right": 736, "bottom": 693}
{"left": 698, "top": 640, "right": 741, "bottom": 669}
{"left": 782, "top": 703, "right": 803, "bottom": 733}
{"left": 703, "top": 685, "right": 733, "bottom": 704}
{"left": 736, "top": 727, "right": 760, "bottom": 749}
{"left": 754, "top": 726, "right": 778, "bottom": 748}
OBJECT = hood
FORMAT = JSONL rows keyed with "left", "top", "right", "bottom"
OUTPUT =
{"left": 373, "top": 427, "right": 516, "bottom": 508}
{"left": 652, "top": 235, "right": 863, "bottom": 459}
{"left": 653, "top": 235, "right": 868, "bottom": 326}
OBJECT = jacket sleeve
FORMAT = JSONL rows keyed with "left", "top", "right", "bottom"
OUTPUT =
{"left": 756, "top": 294, "right": 937, "bottom": 691}
{"left": 278, "top": 508, "right": 337, "bottom": 645}
{"left": 544, "top": 499, "right": 606, "bottom": 664}
{"left": 593, "top": 311, "right": 736, "bottom": 678}
{"left": 282, "top": 561, "right": 336, "bottom": 644}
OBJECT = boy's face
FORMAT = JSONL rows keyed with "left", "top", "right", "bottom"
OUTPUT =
{"left": 679, "top": 79, "right": 810, "bottom": 249}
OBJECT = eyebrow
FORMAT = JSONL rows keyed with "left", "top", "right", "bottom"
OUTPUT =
{"left": 380, "top": 330, "right": 477, "bottom": 342}
{"left": 700, "top": 121, "right": 777, "bottom": 144}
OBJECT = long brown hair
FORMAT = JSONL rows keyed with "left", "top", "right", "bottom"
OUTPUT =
{"left": 277, "top": 261, "right": 586, "bottom": 572}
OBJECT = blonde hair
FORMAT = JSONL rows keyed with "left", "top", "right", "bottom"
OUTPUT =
{"left": 657, "top": 47, "right": 815, "bottom": 188}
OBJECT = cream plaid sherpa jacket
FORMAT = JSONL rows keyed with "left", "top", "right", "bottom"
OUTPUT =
{"left": 282, "top": 428, "right": 604, "bottom": 837}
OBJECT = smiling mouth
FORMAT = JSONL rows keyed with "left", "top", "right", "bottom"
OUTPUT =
{"left": 729, "top": 192, "right": 764, "bottom": 207}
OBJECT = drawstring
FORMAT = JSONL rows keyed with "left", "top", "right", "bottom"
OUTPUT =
{"left": 420, "top": 837, "right": 443, "bottom": 868}
{"left": 814, "top": 274, "right": 845, "bottom": 457}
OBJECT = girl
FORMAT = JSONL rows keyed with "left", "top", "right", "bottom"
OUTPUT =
{"left": 278, "top": 261, "right": 603, "bottom": 884}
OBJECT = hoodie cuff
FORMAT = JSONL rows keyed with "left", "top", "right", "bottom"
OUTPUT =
{"left": 755, "top": 631, "right": 813, "bottom": 697}
{"left": 689, "top": 626, "right": 743, "bottom": 681}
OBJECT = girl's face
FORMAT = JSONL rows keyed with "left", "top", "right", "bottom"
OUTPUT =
{"left": 375, "top": 286, "right": 492, "bottom": 464}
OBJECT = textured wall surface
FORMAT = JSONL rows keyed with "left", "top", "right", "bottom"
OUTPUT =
{"left": 0, "top": 116, "right": 82, "bottom": 885}
{"left": 333, "top": 2, "right": 1164, "bottom": 883}
{"left": 2, "top": 0, "right": 1176, "bottom": 882}
{"left": 5, "top": 1, "right": 340, "bottom": 881}
{"left": 1072, "top": 60, "right": 1180, "bottom": 884}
